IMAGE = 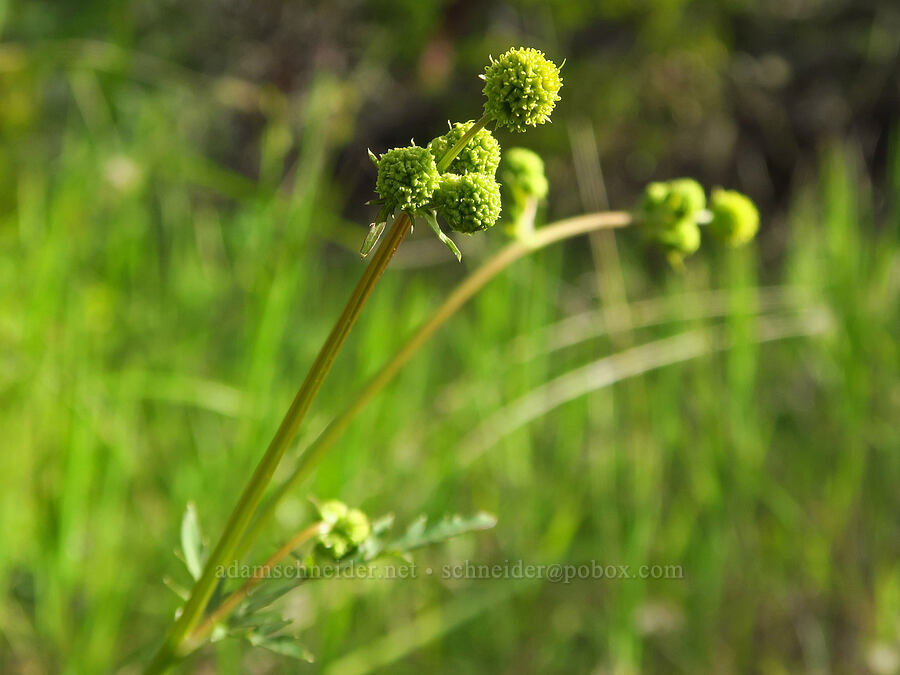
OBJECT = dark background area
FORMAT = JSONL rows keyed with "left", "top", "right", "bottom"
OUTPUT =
{"left": 7, "top": 0, "right": 900, "bottom": 228}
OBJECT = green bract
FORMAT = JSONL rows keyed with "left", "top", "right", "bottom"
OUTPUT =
{"left": 433, "top": 172, "right": 502, "bottom": 233}
{"left": 428, "top": 121, "right": 501, "bottom": 176}
{"left": 709, "top": 188, "right": 759, "bottom": 246}
{"left": 375, "top": 145, "right": 440, "bottom": 214}
{"left": 316, "top": 500, "right": 371, "bottom": 560}
{"left": 500, "top": 147, "right": 549, "bottom": 201}
{"left": 482, "top": 47, "right": 563, "bottom": 133}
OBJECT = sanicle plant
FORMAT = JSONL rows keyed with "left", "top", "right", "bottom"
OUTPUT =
{"left": 361, "top": 45, "right": 561, "bottom": 261}
{"left": 145, "top": 47, "right": 759, "bottom": 672}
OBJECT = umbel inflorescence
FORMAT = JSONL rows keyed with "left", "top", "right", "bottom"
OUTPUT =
{"left": 427, "top": 121, "right": 501, "bottom": 176}
{"left": 637, "top": 178, "right": 760, "bottom": 264}
{"left": 363, "top": 47, "right": 563, "bottom": 261}
{"left": 482, "top": 47, "right": 563, "bottom": 133}
{"left": 373, "top": 145, "right": 440, "bottom": 215}
{"left": 499, "top": 147, "right": 549, "bottom": 237}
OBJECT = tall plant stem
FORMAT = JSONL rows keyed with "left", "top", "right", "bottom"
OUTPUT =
{"left": 240, "top": 211, "right": 632, "bottom": 551}
{"left": 145, "top": 212, "right": 413, "bottom": 674}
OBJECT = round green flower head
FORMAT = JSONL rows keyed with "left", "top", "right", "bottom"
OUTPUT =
{"left": 427, "top": 121, "right": 501, "bottom": 176}
{"left": 500, "top": 147, "right": 549, "bottom": 201}
{"left": 316, "top": 500, "right": 371, "bottom": 560}
{"left": 639, "top": 178, "right": 706, "bottom": 233}
{"left": 375, "top": 145, "right": 440, "bottom": 214}
{"left": 709, "top": 188, "right": 759, "bottom": 246}
{"left": 433, "top": 172, "right": 502, "bottom": 233}
{"left": 482, "top": 47, "right": 563, "bottom": 133}
{"left": 656, "top": 218, "right": 701, "bottom": 257}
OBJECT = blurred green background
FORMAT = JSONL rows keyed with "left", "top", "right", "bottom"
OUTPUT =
{"left": 3, "top": 0, "right": 900, "bottom": 673}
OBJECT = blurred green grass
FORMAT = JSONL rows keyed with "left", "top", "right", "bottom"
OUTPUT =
{"left": 2, "top": 27, "right": 900, "bottom": 675}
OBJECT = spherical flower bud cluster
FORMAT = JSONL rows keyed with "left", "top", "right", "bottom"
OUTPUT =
{"left": 637, "top": 178, "right": 759, "bottom": 260}
{"left": 655, "top": 218, "right": 701, "bottom": 257}
{"left": 640, "top": 178, "right": 706, "bottom": 231}
{"left": 500, "top": 147, "right": 549, "bottom": 201}
{"left": 427, "top": 122, "right": 501, "bottom": 176}
{"left": 433, "top": 172, "right": 502, "bottom": 233}
{"left": 315, "top": 500, "right": 371, "bottom": 561}
{"left": 427, "top": 119, "right": 504, "bottom": 235}
{"left": 375, "top": 145, "right": 440, "bottom": 214}
{"left": 365, "top": 48, "right": 562, "bottom": 258}
{"left": 482, "top": 47, "right": 563, "bottom": 133}
{"left": 637, "top": 178, "right": 706, "bottom": 257}
{"left": 708, "top": 188, "right": 760, "bottom": 246}
{"left": 500, "top": 147, "right": 549, "bottom": 237}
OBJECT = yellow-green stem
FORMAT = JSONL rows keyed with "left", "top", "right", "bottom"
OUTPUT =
{"left": 240, "top": 211, "right": 632, "bottom": 551}
{"left": 145, "top": 212, "right": 412, "bottom": 674}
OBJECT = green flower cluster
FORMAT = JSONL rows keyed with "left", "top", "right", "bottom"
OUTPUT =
{"left": 433, "top": 172, "right": 502, "bottom": 234}
{"left": 638, "top": 178, "right": 706, "bottom": 258}
{"left": 501, "top": 147, "right": 549, "bottom": 202}
{"left": 426, "top": 122, "right": 502, "bottom": 234}
{"left": 374, "top": 145, "right": 440, "bottom": 214}
{"left": 372, "top": 125, "right": 503, "bottom": 235}
{"left": 637, "top": 179, "right": 759, "bottom": 261}
{"left": 709, "top": 188, "right": 760, "bottom": 246}
{"left": 366, "top": 47, "right": 562, "bottom": 259}
{"left": 427, "top": 121, "right": 501, "bottom": 176}
{"left": 500, "top": 147, "right": 549, "bottom": 236}
{"left": 315, "top": 500, "right": 371, "bottom": 561}
{"left": 483, "top": 47, "right": 563, "bottom": 133}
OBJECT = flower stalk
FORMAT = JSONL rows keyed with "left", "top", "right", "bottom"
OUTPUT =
{"left": 239, "top": 211, "right": 633, "bottom": 551}
{"left": 145, "top": 213, "right": 412, "bottom": 673}
{"left": 147, "top": 46, "right": 569, "bottom": 672}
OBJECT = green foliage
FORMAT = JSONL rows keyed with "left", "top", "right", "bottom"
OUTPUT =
{"left": 246, "top": 633, "right": 315, "bottom": 662}
{"left": 180, "top": 502, "right": 206, "bottom": 581}
{"left": 423, "top": 210, "right": 462, "bottom": 261}
{"left": 427, "top": 122, "right": 501, "bottom": 176}
{"left": 432, "top": 172, "right": 503, "bottom": 233}
{"left": 213, "top": 509, "right": 496, "bottom": 664}
{"left": 482, "top": 47, "right": 563, "bottom": 133}
{"left": 384, "top": 512, "right": 498, "bottom": 554}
